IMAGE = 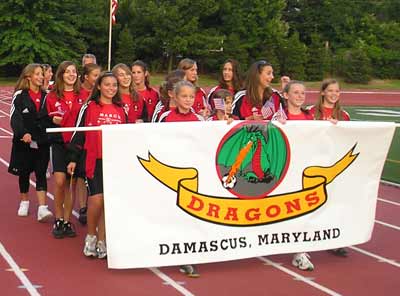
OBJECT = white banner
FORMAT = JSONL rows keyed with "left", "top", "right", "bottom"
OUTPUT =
{"left": 102, "top": 120, "right": 395, "bottom": 269}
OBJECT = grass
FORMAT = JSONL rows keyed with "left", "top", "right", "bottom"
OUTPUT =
{"left": 346, "top": 106, "right": 400, "bottom": 183}
{"left": 2, "top": 74, "right": 400, "bottom": 90}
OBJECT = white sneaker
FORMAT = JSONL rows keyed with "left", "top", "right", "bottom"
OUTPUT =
{"left": 37, "top": 205, "right": 53, "bottom": 222}
{"left": 83, "top": 235, "right": 97, "bottom": 257}
{"left": 17, "top": 201, "right": 30, "bottom": 216}
{"left": 292, "top": 252, "right": 314, "bottom": 271}
{"left": 96, "top": 240, "right": 107, "bottom": 259}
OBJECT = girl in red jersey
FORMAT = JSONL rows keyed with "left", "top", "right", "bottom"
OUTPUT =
{"left": 207, "top": 59, "right": 242, "bottom": 109}
{"left": 62, "top": 63, "right": 101, "bottom": 225}
{"left": 112, "top": 63, "right": 145, "bottom": 123}
{"left": 308, "top": 78, "right": 350, "bottom": 122}
{"left": 273, "top": 80, "right": 314, "bottom": 271}
{"left": 159, "top": 80, "right": 203, "bottom": 122}
{"left": 67, "top": 71, "right": 127, "bottom": 259}
{"left": 309, "top": 79, "right": 350, "bottom": 258}
{"left": 131, "top": 60, "right": 159, "bottom": 121}
{"left": 177, "top": 58, "right": 209, "bottom": 117}
{"left": 41, "top": 64, "right": 54, "bottom": 92}
{"left": 151, "top": 70, "right": 185, "bottom": 122}
{"left": 41, "top": 61, "right": 80, "bottom": 238}
{"left": 9, "top": 64, "right": 53, "bottom": 221}
{"left": 232, "top": 60, "right": 284, "bottom": 121}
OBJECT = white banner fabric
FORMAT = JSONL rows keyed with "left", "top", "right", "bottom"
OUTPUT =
{"left": 101, "top": 120, "right": 395, "bottom": 269}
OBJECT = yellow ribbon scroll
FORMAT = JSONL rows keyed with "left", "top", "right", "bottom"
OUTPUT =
{"left": 138, "top": 145, "right": 358, "bottom": 226}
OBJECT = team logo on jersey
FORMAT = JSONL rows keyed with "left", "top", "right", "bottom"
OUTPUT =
{"left": 139, "top": 121, "right": 358, "bottom": 226}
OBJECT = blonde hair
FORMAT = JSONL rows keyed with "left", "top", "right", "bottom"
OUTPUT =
{"left": 111, "top": 63, "right": 139, "bottom": 102}
{"left": 14, "top": 64, "right": 43, "bottom": 92}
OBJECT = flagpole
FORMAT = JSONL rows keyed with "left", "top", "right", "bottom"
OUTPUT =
{"left": 107, "top": 0, "right": 113, "bottom": 71}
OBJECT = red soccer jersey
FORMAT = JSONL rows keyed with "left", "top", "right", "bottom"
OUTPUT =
{"left": 79, "top": 87, "right": 92, "bottom": 103}
{"left": 287, "top": 111, "right": 313, "bottom": 120}
{"left": 121, "top": 93, "right": 146, "bottom": 122}
{"left": 159, "top": 108, "right": 203, "bottom": 122}
{"left": 137, "top": 87, "right": 159, "bottom": 121}
{"left": 28, "top": 89, "right": 41, "bottom": 112}
{"left": 192, "top": 88, "right": 207, "bottom": 114}
{"left": 232, "top": 90, "right": 281, "bottom": 120}
{"left": 45, "top": 91, "right": 79, "bottom": 120}
{"left": 82, "top": 102, "right": 127, "bottom": 178}
{"left": 308, "top": 105, "right": 350, "bottom": 121}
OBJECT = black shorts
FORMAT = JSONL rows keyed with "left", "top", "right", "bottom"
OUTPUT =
{"left": 50, "top": 143, "right": 85, "bottom": 178}
{"left": 50, "top": 143, "right": 68, "bottom": 173}
{"left": 87, "top": 159, "right": 103, "bottom": 196}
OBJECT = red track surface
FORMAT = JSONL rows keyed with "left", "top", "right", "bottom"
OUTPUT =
{"left": 0, "top": 88, "right": 399, "bottom": 295}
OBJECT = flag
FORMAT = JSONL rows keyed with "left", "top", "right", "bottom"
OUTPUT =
{"left": 111, "top": 0, "right": 118, "bottom": 24}
{"left": 272, "top": 103, "right": 287, "bottom": 121}
{"left": 213, "top": 98, "right": 225, "bottom": 110}
{"left": 261, "top": 100, "right": 274, "bottom": 119}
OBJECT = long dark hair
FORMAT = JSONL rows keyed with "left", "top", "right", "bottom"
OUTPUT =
{"left": 218, "top": 59, "right": 242, "bottom": 93}
{"left": 131, "top": 60, "right": 150, "bottom": 89}
{"left": 52, "top": 61, "right": 80, "bottom": 99}
{"left": 89, "top": 71, "right": 122, "bottom": 106}
{"left": 159, "top": 70, "right": 185, "bottom": 107}
{"left": 244, "top": 60, "right": 273, "bottom": 107}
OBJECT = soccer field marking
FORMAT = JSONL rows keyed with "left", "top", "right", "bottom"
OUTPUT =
{"left": 0, "top": 242, "right": 41, "bottom": 296}
{"left": 257, "top": 257, "right": 343, "bottom": 296}
{"left": 355, "top": 109, "right": 400, "bottom": 115}
{"left": 0, "top": 100, "right": 11, "bottom": 106}
{"left": 386, "top": 158, "right": 400, "bottom": 164}
{"left": 356, "top": 112, "right": 400, "bottom": 118}
{"left": 349, "top": 246, "right": 400, "bottom": 268}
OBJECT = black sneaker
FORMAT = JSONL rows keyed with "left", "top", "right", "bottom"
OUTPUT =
{"left": 52, "top": 219, "right": 64, "bottom": 239}
{"left": 328, "top": 247, "right": 348, "bottom": 257}
{"left": 179, "top": 265, "right": 200, "bottom": 278}
{"left": 78, "top": 207, "right": 87, "bottom": 225}
{"left": 63, "top": 221, "right": 77, "bottom": 237}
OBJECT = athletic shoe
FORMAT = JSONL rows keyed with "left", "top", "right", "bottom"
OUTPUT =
{"left": 328, "top": 247, "right": 348, "bottom": 257}
{"left": 96, "top": 240, "right": 107, "bottom": 259}
{"left": 17, "top": 200, "right": 29, "bottom": 216}
{"left": 63, "top": 221, "right": 77, "bottom": 237}
{"left": 83, "top": 234, "right": 97, "bottom": 257}
{"left": 292, "top": 252, "right": 314, "bottom": 271}
{"left": 78, "top": 207, "right": 87, "bottom": 225}
{"left": 37, "top": 205, "right": 53, "bottom": 222}
{"left": 52, "top": 219, "right": 64, "bottom": 239}
{"left": 179, "top": 265, "right": 200, "bottom": 278}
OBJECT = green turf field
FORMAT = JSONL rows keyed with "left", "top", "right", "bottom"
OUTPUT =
{"left": 346, "top": 106, "right": 400, "bottom": 184}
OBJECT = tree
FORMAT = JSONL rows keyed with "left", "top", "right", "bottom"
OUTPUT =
{"left": 0, "top": 0, "right": 87, "bottom": 69}
{"left": 278, "top": 32, "right": 307, "bottom": 80}
{"left": 341, "top": 45, "right": 372, "bottom": 84}
{"left": 114, "top": 27, "right": 137, "bottom": 66}
{"left": 306, "top": 33, "right": 325, "bottom": 81}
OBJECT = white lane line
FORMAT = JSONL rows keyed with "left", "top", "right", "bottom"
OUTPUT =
{"left": 0, "top": 127, "right": 13, "bottom": 135}
{"left": 257, "top": 257, "right": 342, "bottom": 296}
{"left": 0, "top": 109, "right": 10, "bottom": 117}
{"left": 375, "top": 220, "right": 400, "bottom": 231}
{"left": 0, "top": 242, "right": 41, "bottom": 296}
{"left": 381, "top": 180, "right": 400, "bottom": 188}
{"left": 355, "top": 109, "right": 400, "bottom": 114}
{"left": 378, "top": 198, "right": 400, "bottom": 206}
{"left": 0, "top": 135, "right": 12, "bottom": 138}
{"left": 349, "top": 246, "right": 400, "bottom": 268}
{"left": 149, "top": 268, "right": 195, "bottom": 296}
{"left": 0, "top": 155, "right": 192, "bottom": 296}
{"left": 356, "top": 112, "right": 400, "bottom": 117}
{"left": 0, "top": 100, "right": 11, "bottom": 106}
{"left": 306, "top": 91, "right": 400, "bottom": 95}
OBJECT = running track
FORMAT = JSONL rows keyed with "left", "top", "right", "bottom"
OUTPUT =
{"left": 0, "top": 88, "right": 399, "bottom": 295}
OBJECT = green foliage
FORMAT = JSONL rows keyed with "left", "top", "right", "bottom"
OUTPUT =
{"left": 278, "top": 32, "right": 307, "bottom": 80}
{"left": 0, "top": 0, "right": 86, "bottom": 68}
{"left": 341, "top": 46, "right": 372, "bottom": 84}
{"left": 114, "top": 27, "right": 136, "bottom": 66}
{"left": 305, "top": 33, "right": 325, "bottom": 81}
